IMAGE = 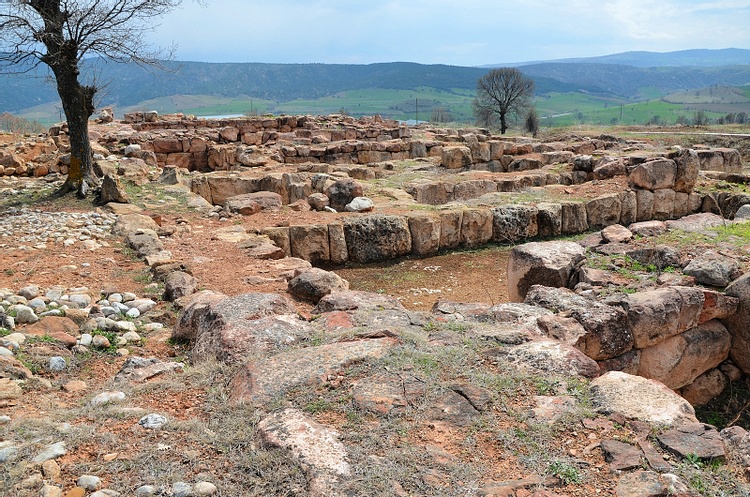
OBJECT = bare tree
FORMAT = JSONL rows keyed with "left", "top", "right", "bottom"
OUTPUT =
{"left": 0, "top": 0, "right": 187, "bottom": 196}
{"left": 473, "top": 68, "right": 534, "bottom": 134}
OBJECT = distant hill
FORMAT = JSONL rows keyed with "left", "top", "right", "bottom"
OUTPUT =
{"left": 0, "top": 60, "right": 596, "bottom": 114}
{"left": 519, "top": 63, "right": 750, "bottom": 99}
{"left": 2, "top": 48, "right": 750, "bottom": 124}
{"left": 490, "top": 48, "right": 750, "bottom": 68}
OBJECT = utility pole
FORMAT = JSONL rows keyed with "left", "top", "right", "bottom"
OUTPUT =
{"left": 415, "top": 98, "right": 418, "bottom": 124}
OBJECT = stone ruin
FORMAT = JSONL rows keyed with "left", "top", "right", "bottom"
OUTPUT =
{"left": 4, "top": 111, "right": 750, "bottom": 410}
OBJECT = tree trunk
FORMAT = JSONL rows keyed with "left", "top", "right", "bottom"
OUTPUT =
{"left": 54, "top": 66, "right": 97, "bottom": 197}
{"left": 499, "top": 112, "right": 508, "bottom": 134}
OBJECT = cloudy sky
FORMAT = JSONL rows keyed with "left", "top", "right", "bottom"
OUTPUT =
{"left": 148, "top": 0, "right": 750, "bottom": 66}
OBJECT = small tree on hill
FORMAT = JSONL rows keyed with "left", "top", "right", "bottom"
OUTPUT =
{"left": 0, "top": 0, "right": 189, "bottom": 197}
{"left": 473, "top": 67, "right": 534, "bottom": 134}
{"left": 524, "top": 108, "right": 540, "bottom": 137}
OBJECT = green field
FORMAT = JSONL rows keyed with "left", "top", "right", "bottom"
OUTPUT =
{"left": 15, "top": 85, "right": 750, "bottom": 130}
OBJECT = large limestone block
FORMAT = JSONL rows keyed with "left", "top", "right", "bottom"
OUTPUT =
{"left": 525, "top": 285, "right": 633, "bottom": 360}
{"left": 637, "top": 320, "right": 731, "bottom": 389}
{"left": 590, "top": 371, "right": 698, "bottom": 426}
{"left": 507, "top": 241, "right": 585, "bottom": 302}
{"left": 586, "top": 193, "right": 621, "bottom": 229}
{"left": 441, "top": 146, "right": 472, "bottom": 169}
{"left": 459, "top": 208, "right": 493, "bottom": 248}
{"left": 627, "top": 158, "right": 677, "bottom": 191}
{"left": 290, "top": 225, "right": 330, "bottom": 264}
{"left": 652, "top": 188, "right": 675, "bottom": 220}
{"left": 328, "top": 223, "right": 348, "bottom": 265}
{"left": 635, "top": 189, "right": 654, "bottom": 222}
{"left": 560, "top": 202, "right": 588, "bottom": 234}
{"left": 670, "top": 148, "right": 700, "bottom": 193}
{"left": 536, "top": 202, "right": 562, "bottom": 238}
{"left": 697, "top": 148, "right": 742, "bottom": 173}
{"left": 206, "top": 175, "right": 260, "bottom": 206}
{"left": 439, "top": 211, "right": 463, "bottom": 249}
{"left": 492, "top": 205, "right": 539, "bottom": 243}
{"left": 723, "top": 273, "right": 750, "bottom": 373}
{"left": 344, "top": 215, "right": 411, "bottom": 263}
{"left": 619, "top": 286, "right": 705, "bottom": 349}
{"left": 407, "top": 213, "right": 441, "bottom": 256}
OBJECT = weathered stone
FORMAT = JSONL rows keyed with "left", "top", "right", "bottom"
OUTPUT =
{"left": 635, "top": 189, "right": 654, "bottom": 222}
{"left": 637, "top": 320, "right": 731, "bottom": 389}
{"left": 590, "top": 371, "right": 698, "bottom": 426}
{"left": 492, "top": 205, "right": 538, "bottom": 243}
{"left": 683, "top": 252, "right": 742, "bottom": 287}
{"left": 616, "top": 471, "right": 688, "bottom": 497}
{"left": 408, "top": 213, "right": 441, "bottom": 256}
{"left": 700, "top": 289, "right": 739, "bottom": 323}
{"left": 681, "top": 368, "right": 727, "bottom": 406}
{"left": 722, "top": 273, "right": 750, "bottom": 373}
{"left": 485, "top": 339, "right": 600, "bottom": 378}
{"left": 652, "top": 188, "right": 675, "bottom": 220}
{"left": 257, "top": 409, "right": 350, "bottom": 497}
{"left": 625, "top": 245, "right": 680, "bottom": 269}
{"left": 352, "top": 373, "right": 427, "bottom": 414}
{"left": 619, "top": 190, "right": 638, "bottom": 226}
{"left": 326, "top": 178, "right": 363, "bottom": 211}
{"left": 438, "top": 211, "right": 463, "bottom": 249}
{"left": 231, "top": 338, "right": 393, "bottom": 404}
{"left": 593, "top": 156, "right": 625, "bottom": 179}
{"left": 100, "top": 174, "right": 129, "bottom": 204}
{"left": 344, "top": 196, "right": 374, "bottom": 212}
{"left": 657, "top": 423, "right": 726, "bottom": 460}
{"left": 290, "top": 225, "right": 330, "bottom": 263}
{"left": 173, "top": 291, "right": 300, "bottom": 361}
{"left": 617, "top": 286, "right": 704, "bottom": 349}
{"left": 668, "top": 148, "right": 700, "bottom": 193}
{"left": 525, "top": 286, "right": 633, "bottom": 360}
{"left": 163, "top": 271, "right": 198, "bottom": 302}
{"left": 24, "top": 317, "right": 78, "bottom": 347}
{"left": 313, "top": 291, "right": 407, "bottom": 314}
{"left": 600, "top": 440, "right": 643, "bottom": 471}
{"left": 628, "top": 220, "right": 667, "bottom": 237}
{"left": 628, "top": 158, "right": 677, "bottom": 190}
{"left": 344, "top": 215, "right": 411, "bottom": 262}
{"left": 287, "top": 268, "right": 349, "bottom": 303}
{"left": 424, "top": 389, "right": 480, "bottom": 426}
{"left": 126, "top": 229, "right": 163, "bottom": 257}
{"left": 531, "top": 395, "right": 576, "bottom": 422}
{"left": 721, "top": 426, "right": 750, "bottom": 467}
{"left": 327, "top": 223, "right": 348, "bottom": 264}
{"left": 536, "top": 202, "right": 562, "bottom": 238}
{"left": 459, "top": 208, "right": 493, "bottom": 248}
{"left": 560, "top": 202, "right": 588, "bottom": 234}
{"left": 307, "top": 192, "right": 330, "bottom": 211}
{"left": 507, "top": 241, "right": 585, "bottom": 302}
{"left": 601, "top": 224, "right": 633, "bottom": 244}
{"left": 586, "top": 194, "right": 621, "bottom": 229}
{"left": 441, "top": 146, "right": 472, "bottom": 169}
{"left": 225, "top": 191, "right": 283, "bottom": 214}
